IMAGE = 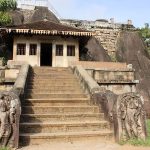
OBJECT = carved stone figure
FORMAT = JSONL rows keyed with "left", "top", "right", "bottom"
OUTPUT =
{"left": 0, "top": 91, "right": 20, "bottom": 148}
{"left": 0, "top": 95, "right": 11, "bottom": 147}
{"left": 117, "top": 93, "right": 146, "bottom": 141}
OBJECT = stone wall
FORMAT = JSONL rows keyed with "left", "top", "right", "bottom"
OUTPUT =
{"left": 0, "top": 84, "right": 13, "bottom": 91}
{"left": 61, "top": 19, "right": 121, "bottom": 58}
{"left": 60, "top": 19, "right": 134, "bottom": 31}
{"left": 60, "top": 19, "right": 134, "bottom": 59}
{"left": 0, "top": 66, "right": 19, "bottom": 92}
{"left": 72, "top": 61, "right": 137, "bottom": 95}
{"left": 94, "top": 29, "right": 120, "bottom": 58}
{"left": 86, "top": 68, "right": 137, "bottom": 95}
{"left": 70, "top": 61, "right": 127, "bottom": 69}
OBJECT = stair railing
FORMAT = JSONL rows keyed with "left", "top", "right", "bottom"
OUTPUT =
{"left": 72, "top": 65, "right": 147, "bottom": 142}
{"left": 0, "top": 64, "right": 29, "bottom": 149}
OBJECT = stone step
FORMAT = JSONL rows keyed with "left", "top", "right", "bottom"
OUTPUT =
{"left": 23, "top": 98, "right": 90, "bottom": 106}
{"left": 31, "top": 71, "right": 72, "bottom": 74}
{"left": 27, "top": 82, "right": 80, "bottom": 87}
{"left": 28, "top": 78, "right": 77, "bottom": 82}
{"left": 19, "top": 130, "right": 113, "bottom": 146}
{"left": 27, "top": 86, "right": 81, "bottom": 90}
{"left": 20, "top": 113, "right": 104, "bottom": 122}
{"left": 26, "top": 94, "right": 88, "bottom": 99}
{"left": 30, "top": 73, "right": 74, "bottom": 76}
{"left": 22, "top": 106, "right": 100, "bottom": 114}
{"left": 28, "top": 80, "right": 79, "bottom": 86}
{"left": 28, "top": 80, "right": 78, "bottom": 84}
{"left": 26, "top": 89, "right": 83, "bottom": 94}
{"left": 20, "top": 121, "right": 110, "bottom": 133}
{"left": 30, "top": 69, "right": 72, "bottom": 72}
{"left": 29, "top": 78, "right": 78, "bottom": 81}
{"left": 32, "top": 67, "right": 70, "bottom": 71}
{"left": 29, "top": 73, "right": 74, "bottom": 77}
{"left": 31, "top": 71, "right": 71, "bottom": 73}
{"left": 29, "top": 75, "right": 76, "bottom": 79}
{"left": 31, "top": 69, "right": 71, "bottom": 72}
{"left": 20, "top": 67, "right": 113, "bottom": 146}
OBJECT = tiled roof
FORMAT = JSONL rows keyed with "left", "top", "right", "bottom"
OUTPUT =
{"left": 6, "top": 20, "right": 94, "bottom": 36}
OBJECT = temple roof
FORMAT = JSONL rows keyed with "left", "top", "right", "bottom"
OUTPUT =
{"left": 5, "top": 20, "right": 93, "bottom": 36}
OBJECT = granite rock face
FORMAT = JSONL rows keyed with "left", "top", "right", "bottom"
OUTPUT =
{"left": 116, "top": 31, "right": 150, "bottom": 116}
{"left": 9, "top": 6, "right": 59, "bottom": 25}
{"left": 80, "top": 37, "right": 111, "bottom": 62}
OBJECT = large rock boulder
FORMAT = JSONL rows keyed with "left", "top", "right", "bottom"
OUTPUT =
{"left": 116, "top": 31, "right": 150, "bottom": 117}
{"left": 80, "top": 37, "right": 111, "bottom": 61}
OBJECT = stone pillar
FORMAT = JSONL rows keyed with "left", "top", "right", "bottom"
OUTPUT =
{"left": 127, "top": 20, "right": 132, "bottom": 25}
{"left": 13, "top": 39, "right": 17, "bottom": 60}
{"left": 37, "top": 43, "right": 41, "bottom": 66}
{"left": 26, "top": 41, "right": 29, "bottom": 56}
{"left": 110, "top": 18, "right": 115, "bottom": 24}
{"left": 64, "top": 41, "right": 67, "bottom": 67}
{"left": 52, "top": 42, "right": 56, "bottom": 67}
{"left": 75, "top": 42, "right": 79, "bottom": 62}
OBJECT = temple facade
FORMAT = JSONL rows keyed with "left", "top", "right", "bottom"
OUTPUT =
{"left": 3, "top": 20, "right": 92, "bottom": 67}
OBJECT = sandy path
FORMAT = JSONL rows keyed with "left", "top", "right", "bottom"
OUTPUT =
{"left": 19, "top": 140, "right": 150, "bottom": 150}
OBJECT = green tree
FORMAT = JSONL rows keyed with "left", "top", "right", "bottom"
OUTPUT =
{"left": 140, "top": 27, "right": 150, "bottom": 39}
{"left": 0, "top": 0, "right": 17, "bottom": 26}
{"left": 139, "top": 24, "right": 150, "bottom": 55}
{"left": 0, "top": 12, "right": 11, "bottom": 26}
{"left": 0, "top": 0, "right": 17, "bottom": 12}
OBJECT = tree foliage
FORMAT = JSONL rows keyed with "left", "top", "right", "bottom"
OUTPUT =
{"left": 0, "top": 11, "right": 11, "bottom": 26}
{"left": 0, "top": 0, "right": 17, "bottom": 12}
{"left": 139, "top": 24, "right": 150, "bottom": 55}
{"left": 139, "top": 27, "right": 150, "bottom": 39}
{"left": 0, "top": 0, "right": 17, "bottom": 26}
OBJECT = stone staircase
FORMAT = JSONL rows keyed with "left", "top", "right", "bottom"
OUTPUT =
{"left": 20, "top": 67, "right": 113, "bottom": 146}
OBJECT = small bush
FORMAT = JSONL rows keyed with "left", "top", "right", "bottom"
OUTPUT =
{"left": 0, "top": 12, "right": 11, "bottom": 26}
{"left": 119, "top": 120, "right": 150, "bottom": 146}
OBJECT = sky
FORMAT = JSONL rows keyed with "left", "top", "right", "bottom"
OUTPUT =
{"left": 48, "top": 0, "right": 149, "bottom": 28}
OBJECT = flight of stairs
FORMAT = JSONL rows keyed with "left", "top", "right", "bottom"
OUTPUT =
{"left": 20, "top": 67, "right": 113, "bottom": 146}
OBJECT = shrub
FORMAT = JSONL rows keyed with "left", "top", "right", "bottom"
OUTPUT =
{"left": 0, "top": 11, "right": 11, "bottom": 26}
{"left": 119, "top": 120, "right": 150, "bottom": 146}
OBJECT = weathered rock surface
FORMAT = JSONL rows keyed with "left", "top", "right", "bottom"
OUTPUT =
{"left": 80, "top": 37, "right": 111, "bottom": 61}
{"left": 9, "top": 6, "right": 59, "bottom": 25}
{"left": 116, "top": 31, "right": 150, "bottom": 116}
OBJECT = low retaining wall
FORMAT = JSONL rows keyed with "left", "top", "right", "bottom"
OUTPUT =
{"left": 0, "top": 64, "right": 29, "bottom": 149}
{"left": 73, "top": 65, "right": 100, "bottom": 94}
{"left": 86, "top": 68, "right": 138, "bottom": 95}
{"left": 72, "top": 65, "right": 147, "bottom": 142}
{"left": 71, "top": 61, "right": 127, "bottom": 70}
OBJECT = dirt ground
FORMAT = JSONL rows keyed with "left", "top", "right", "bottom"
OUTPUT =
{"left": 19, "top": 140, "right": 150, "bottom": 150}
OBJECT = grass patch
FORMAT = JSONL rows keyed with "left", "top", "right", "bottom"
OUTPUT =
{"left": 0, "top": 148, "right": 10, "bottom": 150}
{"left": 119, "top": 119, "right": 150, "bottom": 146}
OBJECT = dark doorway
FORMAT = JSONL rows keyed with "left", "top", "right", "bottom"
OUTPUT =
{"left": 40, "top": 43, "right": 52, "bottom": 66}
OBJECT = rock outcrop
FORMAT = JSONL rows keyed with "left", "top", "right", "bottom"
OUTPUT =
{"left": 80, "top": 37, "right": 111, "bottom": 62}
{"left": 8, "top": 6, "right": 59, "bottom": 26}
{"left": 116, "top": 31, "right": 150, "bottom": 116}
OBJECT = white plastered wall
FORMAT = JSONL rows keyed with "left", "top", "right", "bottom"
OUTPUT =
{"left": 13, "top": 35, "right": 79, "bottom": 67}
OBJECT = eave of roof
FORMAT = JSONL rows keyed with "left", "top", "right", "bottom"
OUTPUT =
{"left": 4, "top": 20, "right": 95, "bottom": 37}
